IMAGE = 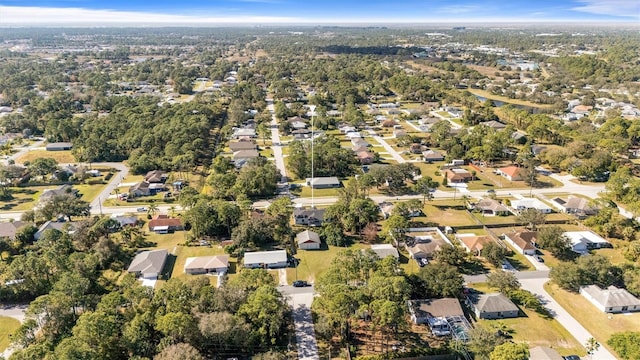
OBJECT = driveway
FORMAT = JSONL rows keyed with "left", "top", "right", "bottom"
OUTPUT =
{"left": 280, "top": 286, "right": 320, "bottom": 360}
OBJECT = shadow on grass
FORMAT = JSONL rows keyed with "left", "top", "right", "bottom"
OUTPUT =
{"left": 459, "top": 258, "right": 490, "bottom": 275}
{"left": 505, "top": 255, "right": 529, "bottom": 271}
{"left": 161, "top": 254, "right": 177, "bottom": 280}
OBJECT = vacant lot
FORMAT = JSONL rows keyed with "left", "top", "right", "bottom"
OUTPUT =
{"left": 468, "top": 89, "right": 553, "bottom": 110}
{"left": 545, "top": 282, "right": 640, "bottom": 356}
{"left": 415, "top": 200, "right": 478, "bottom": 227}
{"left": 16, "top": 149, "right": 76, "bottom": 164}
{"left": 287, "top": 243, "right": 367, "bottom": 284}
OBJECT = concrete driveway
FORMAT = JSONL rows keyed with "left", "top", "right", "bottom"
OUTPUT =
{"left": 280, "top": 286, "right": 319, "bottom": 360}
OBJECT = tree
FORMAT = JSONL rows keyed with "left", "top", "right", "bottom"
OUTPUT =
{"left": 468, "top": 326, "right": 505, "bottom": 360}
{"left": 413, "top": 176, "right": 439, "bottom": 204}
{"left": 481, "top": 242, "right": 509, "bottom": 267}
{"left": 490, "top": 342, "right": 529, "bottom": 360}
{"left": 28, "top": 157, "right": 59, "bottom": 179}
{"left": 517, "top": 208, "right": 546, "bottom": 230}
{"left": 382, "top": 214, "right": 408, "bottom": 245}
{"left": 537, "top": 226, "right": 572, "bottom": 259}
{"left": 608, "top": 332, "right": 640, "bottom": 360}
{"left": 417, "top": 263, "right": 464, "bottom": 298}
{"left": 487, "top": 271, "right": 521, "bottom": 294}
{"left": 155, "top": 312, "right": 199, "bottom": 345}
{"left": 586, "top": 337, "right": 600, "bottom": 359}
{"left": 147, "top": 203, "right": 159, "bottom": 218}
{"left": 39, "top": 193, "right": 90, "bottom": 221}
{"left": 154, "top": 343, "right": 204, "bottom": 360}
{"left": 257, "top": 121, "right": 271, "bottom": 145}
{"left": 434, "top": 244, "right": 468, "bottom": 267}
{"left": 237, "top": 285, "right": 288, "bottom": 346}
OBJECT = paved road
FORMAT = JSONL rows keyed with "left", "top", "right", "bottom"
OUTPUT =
{"left": 267, "top": 101, "right": 289, "bottom": 183}
{"left": 366, "top": 129, "right": 406, "bottom": 164}
{"left": 1, "top": 138, "right": 45, "bottom": 166}
{"left": 280, "top": 286, "right": 320, "bottom": 360}
{"left": 429, "top": 110, "right": 462, "bottom": 129}
{"left": 89, "top": 162, "right": 129, "bottom": 214}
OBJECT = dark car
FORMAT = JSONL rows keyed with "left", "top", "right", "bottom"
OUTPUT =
{"left": 292, "top": 280, "right": 309, "bottom": 287}
{"left": 563, "top": 356, "right": 581, "bottom": 360}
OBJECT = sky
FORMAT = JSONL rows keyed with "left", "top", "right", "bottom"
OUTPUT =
{"left": 0, "top": 0, "right": 638, "bottom": 25}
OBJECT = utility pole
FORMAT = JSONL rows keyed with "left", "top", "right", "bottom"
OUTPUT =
{"left": 311, "top": 115, "right": 314, "bottom": 208}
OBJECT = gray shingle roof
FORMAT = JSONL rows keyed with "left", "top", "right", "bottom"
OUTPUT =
{"left": 581, "top": 285, "right": 640, "bottom": 308}
{"left": 127, "top": 249, "right": 168, "bottom": 275}
{"left": 475, "top": 293, "right": 519, "bottom": 313}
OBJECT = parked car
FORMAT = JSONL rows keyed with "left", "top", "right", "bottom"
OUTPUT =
{"left": 136, "top": 207, "right": 147, "bottom": 212}
{"left": 535, "top": 255, "right": 544, "bottom": 263}
{"left": 292, "top": 280, "right": 310, "bottom": 287}
{"left": 563, "top": 356, "right": 581, "bottom": 360}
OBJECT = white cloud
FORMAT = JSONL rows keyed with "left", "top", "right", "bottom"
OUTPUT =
{"left": 572, "top": 0, "right": 640, "bottom": 18}
{"left": 0, "top": 6, "right": 298, "bottom": 25}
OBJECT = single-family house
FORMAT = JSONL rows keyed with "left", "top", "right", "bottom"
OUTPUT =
{"left": 243, "top": 250, "right": 288, "bottom": 269}
{"left": 422, "top": 150, "right": 445, "bottom": 162}
{"left": 394, "top": 129, "right": 408, "bottom": 138}
{"left": 351, "top": 138, "right": 369, "bottom": 148}
{"left": 34, "top": 220, "right": 78, "bottom": 240}
{"left": 503, "top": 230, "right": 537, "bottom": 255}
{"left": 407, "top": 298, "right": 464, "bottom": 336}
{"left": 233, "top": 128, "right": 256, "bottom": 139}
{"left": 127, "top": 249, "right": 168, "bottom": 279}
{"left": 290, "top": 120, "right": 307, "bottom": 130}
{"left": 528, "top": 346, "right": 563, "bottom": 360}
{"left": 580, "top": 285, "right": 640, "bottom": 313}
{"left": 184, "top": 255, "right": 229, "bottom": 275}
{"left": 346, "top": 131, "right": 362, "bottom": 139}
{"left": 229, "top": 141, "right": 257, "bottom": 152}
{"left": 369, "top": 244, "right": 399, "bottom": 259}
{"left": 480, "top": 120, "right": 507, "bottom": 130}
{"left": 144, "top": 170, "right": 168, "bottom": 183}
{"left": 357, "top": 151, "right": 375, "bottom": 165}
{"left": 111, "top": 215, "right": 138, "bottom": 227}
{"left": 445, "top": 168, "right": 472, "bottom": 183}
{"left": 296, "top": 230, "right": 321, "bottom": 250}
{"left": 45, "top": 142, "right": 73, "bottom": 151}
{"left": 148, "top": 215, "right": 183, "bottom": 234}
{"left": 469, "top": 293, "right": 519, "bottom": 319}
{"left": 497, "top": 165, "right": 523, "bottom": 181}
{"left": 293, "top": 208, "right": 325, "bottom": 227}
{"left": 511, "top": 198, "right": 552, "bottom": 214}
{"left": 39, "top": 184, "right": 78, "bottom": 204}
{"left": 129, "top": 181, "right": 151, "bottom": 197}
{"left": 0, "top": 221, "right": 32, "bottom": 240}
{"left": 554, "top": 196, "right": 597, "bottom": 218}
{"left": 563, "top": 231, "right": 611, "bottom": 254}
{"left": 233, "top": 150, "right": 260, "bottom": 161}
{"left": 474, "top": 198, "right": 510, "bottom": 216}
{"left": 306, "top": 177, "right": 340, "bottom": 189}
{"left": 352, "top": 144, "right": 369, "bottom": 153}
{"left": 456, "top": 234, "right": 493, "bottom": 255}
{"left": 405, "top": 230, "right": 451, "bottom": 260}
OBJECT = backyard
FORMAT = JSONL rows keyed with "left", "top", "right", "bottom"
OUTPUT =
{"left": 287, "top": 242, "right": 367, "bottom": 284}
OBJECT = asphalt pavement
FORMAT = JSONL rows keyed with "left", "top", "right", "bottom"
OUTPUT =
{"left": 280, "top": 286, "right": 320, "bottom": 360}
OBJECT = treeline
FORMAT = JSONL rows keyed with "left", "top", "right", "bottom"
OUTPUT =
{"left": 71, "top": 98, "right": 224, "bottom": 174}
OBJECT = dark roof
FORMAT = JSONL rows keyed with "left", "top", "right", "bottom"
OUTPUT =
{"left": 473, "top": 293, "right": 519, "bottom": 313}
{"left": 127, "top": 249, "right": 168, "bottom": 274}
{"left": 408, "top": 298, "right": 464, "bottom": 318}
{"left": 149, "top": 217, "right": 182, "bottom": 229}
{"left": 229, "top": 141, "right": 257, "bottom": 151}
{"left": 0, "top": 221, "right": 31, "bottom": 239}
{"left": 144, "top": 170, "right": 167, "bottom": 183}
{"left": 296, "top": 230, "right": 321, "bottom": 245}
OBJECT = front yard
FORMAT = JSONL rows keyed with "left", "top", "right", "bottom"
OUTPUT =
{"left": 287, "top": 242, "right": 367, "bottom": 284}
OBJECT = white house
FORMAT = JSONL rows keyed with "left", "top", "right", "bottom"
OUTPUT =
{"left": 244, "top": 250, "right": 288, "bottom": 269}
{"left": 562, "top": 231, "right": 611, "bottom": 254}
{"left": 296, "top": 230, "right": 321, "bottom": 250}
{"left": 184, "top": 255, "right": 229, "bottom": 275}
{"left": 511, "top": 198, "right": 552, "bottom": 214}
{"left": 580, "top": 285, "right": 640, "bottom": 313}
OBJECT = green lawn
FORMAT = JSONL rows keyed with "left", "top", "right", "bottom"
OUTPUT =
{"left": 260, "top": 148, "right": 274, "bottom": 158}
{"left": 545, "top": 282, "right": 640, "bottom": 356}
{"left": 472, "top": 213, "right": 520, "bottom": 225}
{"left": 0, "top": 316, "right": 20, "bottom": 352}
{"left": 417, "top": 200, "right": 478, "bottom": 227}
{"left": 502, "top": 242, "right": 534, "bottom": 271}
{"left": 292, "top": 184, "right": 342, "bottom": 198}
{"left": 16, "top": 149, "right": 76, "bottom": 164}
{"left": 104, "top": 193, "right": 178, "bottom": 207}
{"left": 1, "top": 186, "right": 51, "bottom": 211}
{"left": 75, "top": 184, "right": 108, "bottom": 202}
{"left": 141, "top": 230, "right": 186, "bottom": 252}
{"left": 287, "top": 243, "right": 367, "bottom": 284}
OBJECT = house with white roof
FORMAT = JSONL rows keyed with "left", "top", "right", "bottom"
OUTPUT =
{"left": 580, "top": 285, "right": 640, "bottom": 313}
{"left": 243, "top": 250, "right": 288, "bottom": 269}
{"left": 562, "top": 231, "right": 611, "bottom": 254}
{"left": 184, "top": 255, "right": 229, "bottom": 275}
{"left": 511, "top": 198, "right": 552, "bottom": 214}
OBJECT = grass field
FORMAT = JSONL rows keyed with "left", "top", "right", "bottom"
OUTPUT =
{"left": 415, "top": 200, "right": 478, "bottom": 227}
{"left": 287, "top": 243, "right": 367, "bottom": 284}
{"left": 16, "top": 149, "right": 76, "bottom": 164}
{"left": 544, "top": 282, "right": 640, "bottom": 356}
{"left": 0, "top": 316, "right": 20, "bottom": 352}
{"left": 74, "top": 184, "right": 108, "bottom": 202}
{"left": 1, "top": 187, "right": 50, "bottom": 211}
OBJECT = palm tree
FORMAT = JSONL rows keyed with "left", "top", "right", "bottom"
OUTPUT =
{"left": 147, "top": 202, "right": 159, "bottom": 218}
{"left": 168, "top": 206, "right": 176, "bottom": 218}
